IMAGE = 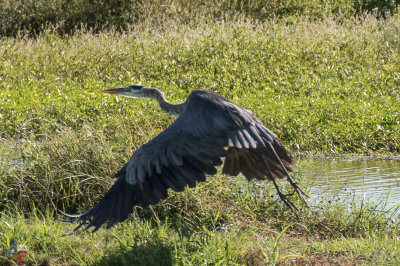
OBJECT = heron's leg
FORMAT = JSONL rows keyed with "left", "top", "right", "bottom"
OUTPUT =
{"left": 267, "top": 143, "right": 309, "bottom": 206}
{"left": 261, "top": 154, "right": 299, "bottom": 213}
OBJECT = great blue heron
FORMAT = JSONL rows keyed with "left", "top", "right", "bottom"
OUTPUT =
{"left": 64, "top": 85, "right": 307, "bottom": 233}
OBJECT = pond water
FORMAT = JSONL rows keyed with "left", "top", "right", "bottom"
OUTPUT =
{"left": 297, "top": 157, "right": 400, "bottom": 211}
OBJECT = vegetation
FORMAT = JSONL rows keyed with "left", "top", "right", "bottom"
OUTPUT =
{"left": 1, "top": 179, "right": 399, "bottom": 265}
{"left": 1, "top": 1, "right": 400, "bottom": 264}
{"left": 1, "top": 0, "right": 400, "bottom": 37}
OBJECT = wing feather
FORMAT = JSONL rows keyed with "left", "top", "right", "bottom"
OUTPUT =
{"left": 247, "top": 125, "right": 265, "bottom": 147}
{"left": 154, "top": 157, "right": 162, "bottom": 174}
{"left": 241, "top": 129, "right": 257, "bottom": 149}
{"left": 232, "top": 133, "right": 243, "bottom": 148}
{"left": 236, "top": 130, "right": 249, "bottom": 148}
{"left": 159, "top": 152, "right": 170, "bottom": 168}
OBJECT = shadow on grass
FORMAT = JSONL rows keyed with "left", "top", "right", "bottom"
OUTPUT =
{"left": 93, "top": 240, "right": 173, "bottom": 266}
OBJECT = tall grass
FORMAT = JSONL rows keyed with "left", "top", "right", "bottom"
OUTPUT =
{"left": 0, "top": 0, "right": 399, "bottom": 37}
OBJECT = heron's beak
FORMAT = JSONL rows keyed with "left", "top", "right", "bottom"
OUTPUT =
{"left": 102, "top": 87, "right": 132, "bottom": 97}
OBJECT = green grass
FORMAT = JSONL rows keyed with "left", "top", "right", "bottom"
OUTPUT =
{"left": 1, "top": 15, "right": 399, "bottom": 153}
{"left": 0, "top": 176, "right": 399, "bottom": 265}
{"left": 1, "top": 12, "right": 400, "bottom": 265}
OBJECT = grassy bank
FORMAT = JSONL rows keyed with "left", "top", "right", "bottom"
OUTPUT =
{"left": 0, "top": 173, "right": 399, "bottom": 265}
{"left": 1, "top": 14, "right": 400, "bottom": 264}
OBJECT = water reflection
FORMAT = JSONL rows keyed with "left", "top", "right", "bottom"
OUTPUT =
{"left": 296, "top": 158, "right": 400, "bottom": 210}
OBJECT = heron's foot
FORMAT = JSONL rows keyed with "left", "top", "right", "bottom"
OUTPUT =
{"left": 276, "top": 190, "right": 299, "bottom": 215}
{"left": 289, "top": 181, "right": 309, "bottom": 207}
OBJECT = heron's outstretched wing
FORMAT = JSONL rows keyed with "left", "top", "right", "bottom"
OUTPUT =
{"left": 66, "top": 90, "right": 292, "bottom": 232}
{"left": 223, "top": 123, "right": 292, "bottom": 181}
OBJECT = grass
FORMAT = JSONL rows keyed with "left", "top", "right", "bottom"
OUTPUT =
{"left": 0, "top": 175, "right": 399, "bottom": 265}
{"left": 1, "top": 0, "right": 399, "bottom": 37}
{"left": 1, "top": 11, "right": 400, "bottom": 265}
{"left": 1, "top": 17, "right": 399, "bottom": 153}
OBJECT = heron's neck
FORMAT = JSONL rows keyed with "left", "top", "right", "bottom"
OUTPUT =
{"left": 146, "top": 89, "right": 186, "bottom": 115}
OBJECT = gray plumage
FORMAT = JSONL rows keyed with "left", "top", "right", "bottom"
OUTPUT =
{"left": 64, "top": 86, "right": 306, "bottom": 234}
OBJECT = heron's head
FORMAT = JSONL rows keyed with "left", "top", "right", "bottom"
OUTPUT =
{"left": 102, "top": 85, "right": 149, "bottom": 98}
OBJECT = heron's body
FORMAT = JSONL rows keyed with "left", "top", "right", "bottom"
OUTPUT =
{"left": 66, "top": 87, "right": 306, "bottom": 233}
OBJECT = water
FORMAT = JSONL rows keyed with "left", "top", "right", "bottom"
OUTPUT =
{"left": 4, "top": 150, "right": 400, "bottom": 211}
{"left": 297, "top": 158, "right": 400, "bottom": 210}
